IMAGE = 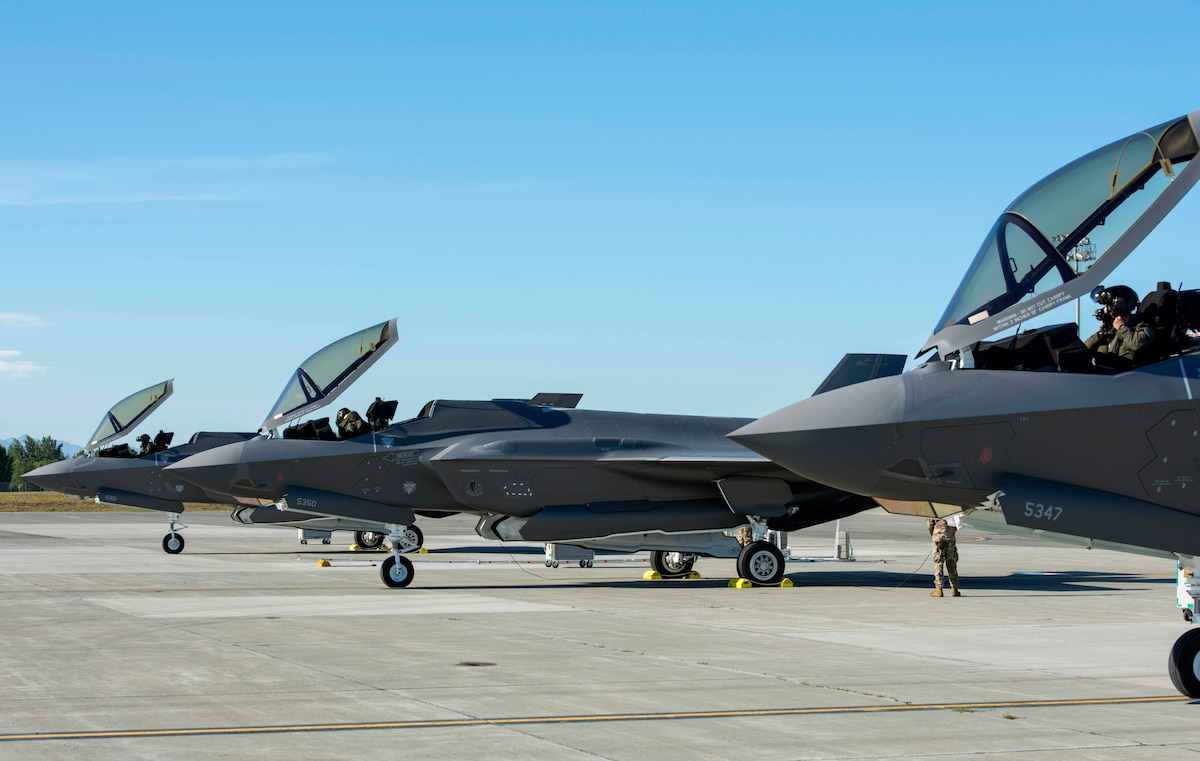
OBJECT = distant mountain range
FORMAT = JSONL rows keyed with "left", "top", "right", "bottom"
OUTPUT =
{"left": 1, "top": 437, "right": 83, "bottom": 458}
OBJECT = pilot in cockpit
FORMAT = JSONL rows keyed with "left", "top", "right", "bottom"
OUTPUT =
{"left": 1085, "top": 285, "right": 1156, "bottom": 369}
{"left": 136, "top": 433, "right": 154, "bottom": 456}
{"left": 335, "top": 407, "right": 367, "bottom": 439}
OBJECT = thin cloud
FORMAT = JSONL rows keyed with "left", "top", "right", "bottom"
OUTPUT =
{"left": 0, "top": 351, "right": 47, "bottom": 379}
{"left": 0, "top": 193, "right": 226, "bottom": 207}
{"left": 0, "top": 154, "right": 337, "bottom": 207}
{"left": 0, "top": 313, "right": 47, "bottom": 328}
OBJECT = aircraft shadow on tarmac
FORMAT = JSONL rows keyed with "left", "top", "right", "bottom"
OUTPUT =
{"left": 333, "top": 567, "right": 1171, "bottom": 594}
{"left": 189, "top": 543, "right": 1172, "bottom": 594}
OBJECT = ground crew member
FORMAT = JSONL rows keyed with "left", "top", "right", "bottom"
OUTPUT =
{"left": 927, "top": 517, "right": 960, "bottom": 597}
{"left": 737, "top": 525, "right": 752, "bottom": 546}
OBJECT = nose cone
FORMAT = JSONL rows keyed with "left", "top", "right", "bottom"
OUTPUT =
{"left": 165, "top": 440, "right": 254, "bottom": 497}
{"left": 730, "top": 373, "right": 907, "bottom": 496}
{"left": 22, "top": 459, "right": 83, "bottom": 494}
{"left": 165, "top": 437, "right": 328, "bottom": 500}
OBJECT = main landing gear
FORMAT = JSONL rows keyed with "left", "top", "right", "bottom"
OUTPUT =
{"left": 649, "top": 551, "right": 697, "bottom": 578}
{"left": 357, "top": 526, "right": 422, "bottom": 552}
{"left": 733, "top": 517, "right": 787, "bottom": 585}
{"left": 1169, "top": 629, "right": 1200, "bottom": 697}
{"left": 1172, "top": 559, "right": 1200, "bottom": 697}
{"left": 736, "top": 541, "right": 786, "bottom": 585}
{"left": 162, "top": 513, "right": 187, "bottom": 554}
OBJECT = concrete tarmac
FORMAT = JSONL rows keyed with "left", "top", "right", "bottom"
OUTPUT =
{"left": 0, "top": 508, "right": 1196, "bottom": 760}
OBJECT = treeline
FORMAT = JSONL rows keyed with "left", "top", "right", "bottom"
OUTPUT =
{"left": 0, "top": 436, "right": 66, "bottom": 484}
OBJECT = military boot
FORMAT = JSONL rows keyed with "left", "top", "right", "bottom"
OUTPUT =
{"left": 951, "top": 586, "right": 961, "bottom": 597}
{"left": 930, "top": 588, "right": 943, "bottom": 598}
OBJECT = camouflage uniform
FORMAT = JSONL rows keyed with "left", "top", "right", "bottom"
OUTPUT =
{"left": 927, "top": 518, "right": 960, "bottom": 597}
{"left": 1085, "top": 317, "right": 1156, "bottom": 365}
{"left": 736, "top": 525, "right": 753, "bottom": 546}
{"left": 336, "top": 408, "right": 367, "bottom": 438}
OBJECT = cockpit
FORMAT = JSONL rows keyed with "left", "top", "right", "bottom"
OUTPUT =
{"left": 259, "top": 318, "right": 399, "bottom": 440}
{"left": 923, "top": 112, "right": 1200, "bottom": 372}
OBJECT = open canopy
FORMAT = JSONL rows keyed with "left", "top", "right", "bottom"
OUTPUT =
{"left": 924, "top": 111, "right": 1200, "bottom": 358}
{"left": 259, "top": 317, "right": 398, "bottom": 433}
{"left": 85, "top": 379, "right": 174, "bottom": 453}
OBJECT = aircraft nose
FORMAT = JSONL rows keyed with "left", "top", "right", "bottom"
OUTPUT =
{"left": 21, "top": 459, "right": 78, "bottom": 493}
{"left": 164, "top": 441, "right": 253, "bottom": 497}
{"left": 729, "top": 373, "right": 907, "bottom": 496}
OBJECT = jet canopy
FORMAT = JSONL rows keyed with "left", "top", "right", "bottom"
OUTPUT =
{"left": 85, "top": 379, "right": 174, "bottom": 453}
{"left": 924, "top": 111, "right": 1200, "bottom": 358}
{"left": 259, "top": 317, "right": 398, "bottom": 433}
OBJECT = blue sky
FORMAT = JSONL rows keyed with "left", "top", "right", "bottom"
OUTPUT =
{"left": 3, "top": 0, "right": 1200, "bottom": 447}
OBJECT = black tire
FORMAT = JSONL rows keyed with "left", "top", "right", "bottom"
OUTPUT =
{"left": 356, "top": 531, "right": 386, "bottom": 549}
{"left": 380, "top": 555, "right": 415, "bottom": 588}
{"left": 398, "top": 525, "right": 424, "bottom": 553}
{"left": 650, "top": 551, "right": 695, "bottom": 578}
{"left": 1169, "top": 628, "right": 1200, "bottom": 697}
{"left": 162, "top": 533, "right": 185, "bottom": 554}
{"left": 736, "top": 541, "right": 785, "bottom": 585}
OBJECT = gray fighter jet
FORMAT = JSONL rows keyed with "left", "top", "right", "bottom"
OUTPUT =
{"left": 22, "top": 319, "right": 408, "bottom": 553}
{"left": 730, "top": 110, "right": 1200, "bottom": 696}
{"left": 162, "top": 356, "right": 904, "bottom": 589}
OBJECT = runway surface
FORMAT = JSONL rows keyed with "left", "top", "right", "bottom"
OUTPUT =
{"left": 0, "top": 509, "right": 1195, "bottom": 760}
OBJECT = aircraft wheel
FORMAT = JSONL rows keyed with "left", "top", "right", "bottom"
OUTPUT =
{"left": 736, "top": 541, "right": 785, "bottom": 585}
{"left": 380, "top": 555, "right": 415, "bottom": 588}
{"left": 398, "top": 525, "right": 424, "bottom": 553}
{"left": 356, "top": 531, "right": 386, "bottom": 550}
{"left": 1169, "top": 628, "right": 1200, "bottom": 697}
{"left": 650, "top": 551, "right": 695, "bottom": 578}
{"left": 162, "top": 533, "right": 185, "bottom": 554}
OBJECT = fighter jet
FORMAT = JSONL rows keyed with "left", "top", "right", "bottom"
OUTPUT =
{"left": 162, "top": 356, "right": 905, "bottom": 589}
{"left": 22, "top": 319, "right": 410, "bottom": 553}
{"left": 730, "top": 110, "right": 1200, "bottom": 696}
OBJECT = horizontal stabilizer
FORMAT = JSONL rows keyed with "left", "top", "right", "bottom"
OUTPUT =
{"left": 812, "top": 354, "right": 906, "bottom": 396}
{"left": 999, "top": 474, "right": 1200, "bottom": 556}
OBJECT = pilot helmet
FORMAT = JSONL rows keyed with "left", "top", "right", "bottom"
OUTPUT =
{"left": 336, "top": 408, "right": 350, "bottom": 422}
{"left": 137, "top": 433, "right": 151, "bottom": 443}
{"left": 1093, "top": 284, "right": 1139, "bottom": 317}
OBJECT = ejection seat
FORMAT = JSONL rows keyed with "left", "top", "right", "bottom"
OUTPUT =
{"left": 1137, "top": 281, "right": 1183, "bottom": 364}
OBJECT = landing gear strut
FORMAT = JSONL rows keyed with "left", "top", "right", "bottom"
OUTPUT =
{"left": 380, "top": 524, "right": 416, "bottom": 588}
{"left": 161, "top": 513, "right": 187, "bottom": 554}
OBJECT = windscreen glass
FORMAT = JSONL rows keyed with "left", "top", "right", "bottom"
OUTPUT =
{"left": 86, "top": 380, "right": 172, "bottom": 450}
{"left": 935, "top": 116, "right": 1197, "bottom": 333}
{"left": 262, "top": 320, "right": 393, "bottom": 430}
